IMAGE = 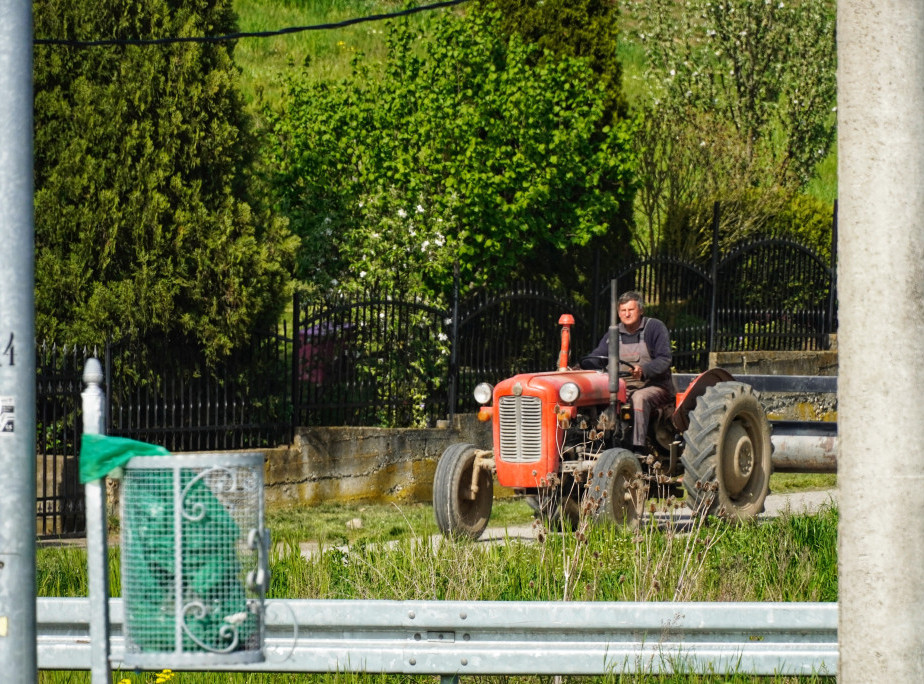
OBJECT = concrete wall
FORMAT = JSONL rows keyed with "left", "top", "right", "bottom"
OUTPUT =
{"left": 709, "top": 348, "right": 838, "bottom": 422}
{"left": 263, "top": 351, "right": 838, "bottom": 507}
{"left": 264, "top": 413, "right": 494, "bottom": 508}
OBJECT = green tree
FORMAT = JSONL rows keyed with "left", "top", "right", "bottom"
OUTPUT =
{"left": 33, "top": 0, "right": 296, "bottom": 358}
{"left": 479, "top": 0, "right": 627, "bottom": 121}
{"left": 267, "top": 6, "right": 635, "bottom": 297}
{"left": 627, "top": 0, "right": 837, "bottom": 258}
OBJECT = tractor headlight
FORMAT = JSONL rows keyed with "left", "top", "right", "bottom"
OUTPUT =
{"left": 473, "top": 383, "right": 494, "bottom": 405}
{"left": 559, "top": 382, "right": 581, "bottom": 403}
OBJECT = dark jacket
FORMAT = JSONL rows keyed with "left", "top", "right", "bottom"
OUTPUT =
{"left": 579, "top": 317, "right": 674, "bottom": 393}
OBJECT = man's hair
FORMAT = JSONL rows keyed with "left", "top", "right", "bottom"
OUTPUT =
{"left": 617, "top": 290, "right": 645, "bottom": 311}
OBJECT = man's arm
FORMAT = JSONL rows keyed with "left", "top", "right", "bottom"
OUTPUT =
{"left": 579, "top": 333, "right": 609, "bottom": 370}
{"left": 641, "top": 319, "right": 672, "bottom": 379}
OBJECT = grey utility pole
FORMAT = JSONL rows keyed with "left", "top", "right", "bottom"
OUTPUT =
{"left": 0, "top": 0, "right": 37, "bottom": 681}
{"left": 838, "top": 0, "right": 924, "bottom": 680}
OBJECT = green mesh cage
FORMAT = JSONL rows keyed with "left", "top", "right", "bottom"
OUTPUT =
{"left": 119, "top": 452, "right": 268, "bottom": 667}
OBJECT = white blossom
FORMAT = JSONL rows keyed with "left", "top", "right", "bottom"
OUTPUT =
{"left": 397, "top": 208, "right": 407, "bottom": 218}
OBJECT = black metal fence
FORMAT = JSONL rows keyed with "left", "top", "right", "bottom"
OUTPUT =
{"left": 36, "top": 343, "right": 92, "bottom": 537}
{"left": 35, "top": 226, "right": 836, "bottom": 537}
{"left": 293, "top": 235, "right": 837, "bottom": 423}
{"left": 105, "top": 328, "right": 292, "bottom": 451}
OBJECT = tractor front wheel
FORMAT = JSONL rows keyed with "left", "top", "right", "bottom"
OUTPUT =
{"left": 526, "top": 480, "right": 581, "bottom": 532}
{"left": 681, "top": 381, "right": 772, "bottom": 520}
{"left": 433, "top": 443, "right": 493, "bottom": 539}
{"left": 587, "top": 448, "right": 644, "bottom": 528}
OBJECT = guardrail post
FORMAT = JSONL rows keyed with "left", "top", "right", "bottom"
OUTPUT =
{"left": 82, "top": 358, "right": 111, "bottom": 683}
{"left": 838, "top": 1, "right": 924, "bottom": 679}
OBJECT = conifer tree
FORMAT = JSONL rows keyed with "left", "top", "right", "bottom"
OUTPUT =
{"left": 33, "top": 0, "right": 295, "bottom": 357}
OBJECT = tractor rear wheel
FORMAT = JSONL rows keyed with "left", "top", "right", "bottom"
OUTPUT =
{"left": 433, "top": 443, "right": 493, "bottom": 539}
{"left": 681, "top": 381, "right": 772, "bottom": 520}
{"left": 587, "top": 448, "right": 644, "bottom": 528}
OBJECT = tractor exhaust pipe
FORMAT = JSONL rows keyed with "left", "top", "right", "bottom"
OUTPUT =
{"left": 769, "top": 421, "right": 838, "bottom": 473}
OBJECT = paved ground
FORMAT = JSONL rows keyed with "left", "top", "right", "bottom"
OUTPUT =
{"left": 295, "top": 488, "right": 838, "bottom": 559}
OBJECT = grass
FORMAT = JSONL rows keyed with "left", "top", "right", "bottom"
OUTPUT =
{"left": 264, "top": 472, "right": 836, "bottom": 548}
{"left": 40, "top": 672, "right": 835, "bottom": 683}
{"left": 231, "top": 0, "right": 429, "bottom": 107}
{"left": 37, "top": 498, "right": 838, "bottom": 682}
{"left": 37, "top": 479, "right": 837, "bottom": 682}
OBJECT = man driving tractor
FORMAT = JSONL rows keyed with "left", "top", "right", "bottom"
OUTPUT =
{"left": 580, "top": 290, "right": 674, "bottom": 454}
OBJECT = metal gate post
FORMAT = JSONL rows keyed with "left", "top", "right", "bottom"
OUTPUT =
{"left": 82, "top": 359, "right": 111, "bottom": 683}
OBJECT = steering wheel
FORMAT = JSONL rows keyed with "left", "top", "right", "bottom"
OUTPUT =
{"left": 584, "top": 356, "right": 636, "bottom": 378}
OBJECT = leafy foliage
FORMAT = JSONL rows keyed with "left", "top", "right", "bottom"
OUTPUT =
{"left": 33, "top": 0, "right": 297, "bottom": 358}
{"left": 266, "top": 5, "right": 636, "bottom": 297}
{"left": 627, "top": 0, "right": 837, "bottom": 257}
{"left": 479, "top": 0, "right": 628, "bottom": 121}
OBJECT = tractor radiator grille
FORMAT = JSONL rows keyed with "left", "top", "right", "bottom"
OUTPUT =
{"left": 498, "top": 396, "right": 542, "bottom": 463}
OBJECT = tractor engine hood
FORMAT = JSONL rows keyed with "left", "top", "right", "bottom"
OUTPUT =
{"left": 493, "top": 369, "right": 623, "bottom": 406}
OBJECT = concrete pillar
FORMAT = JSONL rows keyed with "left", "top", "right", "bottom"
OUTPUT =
{"left": 0, "top": 0, "right": 36, "bottom": 681}
{"left": 838, "top": 1, "right": 924, "bottom": 679}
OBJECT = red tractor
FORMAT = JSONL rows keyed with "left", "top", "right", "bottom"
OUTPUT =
{"left": 433, "top": 307, "right": 773, "bottom": 539}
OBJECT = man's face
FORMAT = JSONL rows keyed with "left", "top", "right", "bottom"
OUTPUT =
{"left": 618, "top": 300, "right": 642, "bottom": 330}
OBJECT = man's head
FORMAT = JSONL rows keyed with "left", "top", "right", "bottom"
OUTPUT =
{"left": 617, "top": 291, "right": 644, "bottom": 332}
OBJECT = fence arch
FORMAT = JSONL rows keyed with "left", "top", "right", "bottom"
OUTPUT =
{"left": 714, "top": 237, "right": 836, "bottom": 351}
{"left": 453, "top": 282, "right": 590, "bottom": 414}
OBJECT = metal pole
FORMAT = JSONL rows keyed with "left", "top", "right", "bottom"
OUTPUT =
{"left": 447, "top": 262, "right": 460, "bottom": 426}
{"left": 838, "top": 1, "right": 924, "bottom": 679}
{"left": 290, "top": 289, "right": 301, "bottom": 438}
{"left": 827, "top": 200, "right": 838, "bottom": 345}
{"left": 0, "top": 1, "right": 36, "bottom": 680}
{"left": 82, "top": 359, "right": 111, "bottom": 683}
{"left": 707, "top": 201, "right": 720, "bottom": 361}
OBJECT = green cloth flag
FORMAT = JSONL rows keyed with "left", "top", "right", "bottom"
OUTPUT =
{"left": 79, "top": 433, "right": 170, "bottom": 483}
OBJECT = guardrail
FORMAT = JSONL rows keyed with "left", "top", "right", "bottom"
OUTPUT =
{"left": 37, "top": 597, "right": 838, "bottom": 676}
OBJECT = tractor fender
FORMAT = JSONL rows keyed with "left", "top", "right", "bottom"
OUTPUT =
{"left": 671, "top": 367, "right": 736, "bottom": 432}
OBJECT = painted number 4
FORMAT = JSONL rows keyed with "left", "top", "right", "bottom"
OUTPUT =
{"left": 3, "top": 333, "right": 13, "bottom": 366}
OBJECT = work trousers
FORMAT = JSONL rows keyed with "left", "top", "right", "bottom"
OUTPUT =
{"left": 630, "top": 385, "right": 673, "bottom": 447}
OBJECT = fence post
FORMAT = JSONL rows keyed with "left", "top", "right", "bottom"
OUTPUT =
{"left": 707, "top": 201, "right": 721, "bottom": 360}
{"left": 291, "top": 290, "right": 302, "bottom": 436}
{"left": 827, "top": 200, "right": 838, "bottom": 346}
{"left": 81, "top": 358, "right": 111, "bottom": 684}
{"left": 447, "top": 263, "right": 460, "bottom": 426}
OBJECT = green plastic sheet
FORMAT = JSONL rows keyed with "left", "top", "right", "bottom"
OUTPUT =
{"left": 79, "top": 433, "right": 169, "bottom": 483}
